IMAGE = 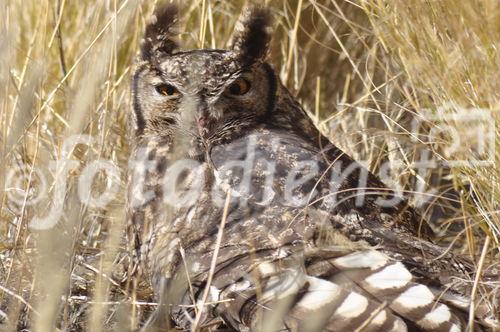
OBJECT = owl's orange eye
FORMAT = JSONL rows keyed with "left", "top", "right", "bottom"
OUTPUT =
{"left": 226, "top": 78, "right": 251, "bottom": 96}
{"left": 155, "top": 84, "right": 179, "bottom": 97}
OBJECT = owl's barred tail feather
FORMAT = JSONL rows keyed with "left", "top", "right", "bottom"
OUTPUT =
{"left": 203, "top": 249, "right": 489, "bottom": 332}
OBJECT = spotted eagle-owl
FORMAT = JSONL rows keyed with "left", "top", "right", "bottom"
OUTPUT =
{"left": 127, "top": 4, "right": 497, "bottom": 332}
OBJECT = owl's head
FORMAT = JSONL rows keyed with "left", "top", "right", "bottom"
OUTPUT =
{"left": 132, "top": 4, "right": 279, "bottom": 151}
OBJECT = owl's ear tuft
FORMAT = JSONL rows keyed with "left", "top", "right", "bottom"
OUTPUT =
{"left": 141, "top": 3, "right": 179, "bottom": 61}
{"left": 231, "top": 6, "right": 273, "bottom": 63}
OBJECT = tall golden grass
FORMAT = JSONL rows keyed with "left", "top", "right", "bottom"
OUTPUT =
{"left": 0, "top": 0, "right": 498, "bottom": 330}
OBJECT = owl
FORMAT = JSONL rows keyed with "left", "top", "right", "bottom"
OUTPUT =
{"left": 127, "top": 4, "right": 497, "bottom": 332}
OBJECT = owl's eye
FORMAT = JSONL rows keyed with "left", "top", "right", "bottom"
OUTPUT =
{"left": 155, "top": 84, "right": 179, "bottom": 97}
{"left": 226, "top": 78, "right": 251, "bottom": 96}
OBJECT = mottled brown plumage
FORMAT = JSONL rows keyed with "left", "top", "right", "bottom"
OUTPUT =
{"left": 127, "top": 4, "right": 496, "bottom": 332}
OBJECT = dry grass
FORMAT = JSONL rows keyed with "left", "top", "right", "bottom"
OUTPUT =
{"left": 0, "top": 0, "right": 498, "bottom": 330}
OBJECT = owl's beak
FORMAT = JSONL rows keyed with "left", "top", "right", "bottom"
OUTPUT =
{"left": 195, "top": 97, "right": 217, "bottom": 140}
{"left": 196, "top": 113, "right": 211, "bottom": 139}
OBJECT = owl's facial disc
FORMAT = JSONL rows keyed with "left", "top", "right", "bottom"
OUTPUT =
{"left": 150, "top": 50, "right": 269, "bottom": 139}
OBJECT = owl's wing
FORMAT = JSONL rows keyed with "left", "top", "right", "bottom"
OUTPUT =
{"left": 212, "top": 247, "right": 482, "bottom": 332}
{"left": 143, "top": 128, "right": 496, "bottom": 331}
{"left": 206, "top": 128, "right": 496, "bottom": 331}
{"left": 210, "top": 126, "right": 434, "bottom": 238}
